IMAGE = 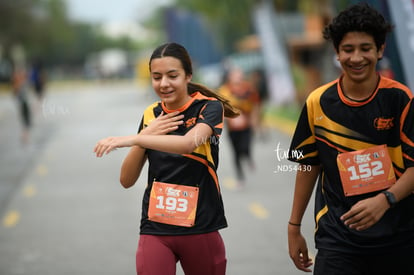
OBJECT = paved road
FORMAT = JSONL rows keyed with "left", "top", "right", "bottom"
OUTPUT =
{"left": 0, "top": 81, "right": 316, "bottom": 275}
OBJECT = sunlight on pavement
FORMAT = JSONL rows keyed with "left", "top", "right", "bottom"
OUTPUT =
{"left": 2, "top": 210, "right": 20, "bottom": 228}
{"left": 23, "top": 184, "right": 37, "bottom": 198}
{"left": 223, "top": 177, "right": 238, "bottom": 190}
{"left": 36, "top": 164, "right": 48, "bottom": 176}
{"left": 249, "top": 202, "right": 269, "bottom": 220}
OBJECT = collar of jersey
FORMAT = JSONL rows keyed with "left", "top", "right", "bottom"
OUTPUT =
{"left": 337, "top": 74, "right": 380, "bottom": 107}
{"left": 161, "top": 91, "right": 206, "bottom": 113}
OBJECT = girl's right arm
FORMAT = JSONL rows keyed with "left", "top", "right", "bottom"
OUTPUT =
{"left": 119, "top": 146, "right": 147, "bottom": 188}
{"left": 118, "top": 111, "right": 184, "bottom": 188}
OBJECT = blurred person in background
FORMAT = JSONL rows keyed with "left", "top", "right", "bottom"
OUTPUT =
{"left": 12, "top": 64, "right": 31, "bottom": 143}
{"left": 94, "top": 42, "right": 239, "bottom": 275}
{"left": 249, "top": 68, "right": 269, "bottom": 140}
{"left": 287, "top": 3, "right": 414, "bottom": 274}
{"left": 30, "top": 59, "right": 47, "bottom": 112}
{"left": 218, "top": 67, "right": 260, "bottom": 188}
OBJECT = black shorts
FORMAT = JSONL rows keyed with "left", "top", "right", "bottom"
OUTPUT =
{"left": 314, "top": 249, "right": 412, "bottom": 275}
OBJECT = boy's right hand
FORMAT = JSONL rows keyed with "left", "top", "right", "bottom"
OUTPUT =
{"left": 288, "top": 226, "right": 313, "bottom": 272}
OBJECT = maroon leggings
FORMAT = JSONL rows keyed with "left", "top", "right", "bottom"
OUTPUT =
{"left": 136, "top": 231, "right": 226, "bottom": 275}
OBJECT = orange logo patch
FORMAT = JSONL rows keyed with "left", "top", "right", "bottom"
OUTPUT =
{"left": 374, "top": 117, "right": 394, "bottom": 130}
{"left": 185, "top": 117, "right": 197, "bottom": 128}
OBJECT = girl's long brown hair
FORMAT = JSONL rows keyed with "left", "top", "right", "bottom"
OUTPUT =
{"left": 149, "top": 42, "right": 239, "bottom": 118}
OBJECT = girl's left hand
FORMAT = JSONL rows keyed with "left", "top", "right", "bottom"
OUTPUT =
{"left": 94, "top": 135, "right": 136, "bottom": 157}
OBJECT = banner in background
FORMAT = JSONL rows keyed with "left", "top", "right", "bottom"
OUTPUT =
{"left": 387, "top": 0, "right": 414, "bottom": 89}
{"left": 253, "top": 0, "right": 295, "bottom": 105}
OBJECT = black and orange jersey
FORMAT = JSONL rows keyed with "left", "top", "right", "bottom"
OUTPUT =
{"left": 138, "top": 92, "right": 227, "bottom": 235}
{"left": 289, "top": 75, "right": 414, "bottom": 253}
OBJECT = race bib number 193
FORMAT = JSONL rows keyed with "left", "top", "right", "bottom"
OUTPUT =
{"left": 148, "top": 181, "right": 199, "bottom": 227}
{"left": 337, "top": 145, "right": 395, "bottom": 196}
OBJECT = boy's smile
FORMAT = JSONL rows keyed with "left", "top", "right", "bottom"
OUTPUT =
{"left": 337, "top": 31, "right": 384, "bottom": 99}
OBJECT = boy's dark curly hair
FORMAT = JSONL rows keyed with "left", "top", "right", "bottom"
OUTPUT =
{"left": 323, "top": 3, "right": 393, "bottom": 52}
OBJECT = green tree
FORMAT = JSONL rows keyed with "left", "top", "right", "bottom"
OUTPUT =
{"left": 0, "top": 0, "right": 41, "bottom": 55}
{"left": 0, "top": 0, "right": 145, "bottom": 71}
{"left": 32, "top": 0, "right": 77, "bottom": 64}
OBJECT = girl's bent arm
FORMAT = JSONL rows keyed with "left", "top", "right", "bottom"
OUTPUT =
{"left": 119, "top": 146, "right": 147, "bottom": 188}
{"left": 136, "top": 123, "right": 213, "bottom": 154}
{"left": 94, "top": 123, "right": 214, "bottom": 157}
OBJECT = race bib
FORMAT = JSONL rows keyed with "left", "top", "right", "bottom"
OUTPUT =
{"left": 148, "top": 181, "right": 199, "bottom": 227}
{"left": 337, "top": 145, "right": 395, "bottom": 197}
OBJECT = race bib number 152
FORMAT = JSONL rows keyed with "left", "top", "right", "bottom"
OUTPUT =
{"left": 337, "top": 145, "right": 395, "bottom": 196}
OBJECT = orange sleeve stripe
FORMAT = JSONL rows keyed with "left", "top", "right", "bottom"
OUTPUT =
{"left": 401, "top": 132, "right": 414, "bottom": 147}
{"left": 182, "top": 154, "right": 220, "bottom": 192}
{"left": 403, "top": 153, "right": 414, "bottom": 163}
{"left": 315, "top": 136, "right": 347, "bottom": 153}
{"left": 215, "top": 122, "right": 224, "bottom": 129}
{"left": 395, "top": 169, "right": 403, "bottom": 178}
{"left": 381, "top": 77, "right": 413, "bottom": 98}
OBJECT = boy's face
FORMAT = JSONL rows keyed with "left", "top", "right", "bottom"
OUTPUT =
{"left": 337, "top": 31, "right": 384, "bottom": 84}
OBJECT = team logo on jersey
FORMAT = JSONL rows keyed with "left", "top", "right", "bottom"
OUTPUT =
{"left": 185, "top": 117, "right": 197, "bottom": 128}
{"left": 374, "top": 117, "right": 394, "bottom": 130}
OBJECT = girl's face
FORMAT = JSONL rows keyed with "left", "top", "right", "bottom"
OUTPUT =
{"left": 150, "top": 56, "right": 192, "bottom": 110}
{"left": 337, "top": 31, "right": 384, "bottom": 84}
